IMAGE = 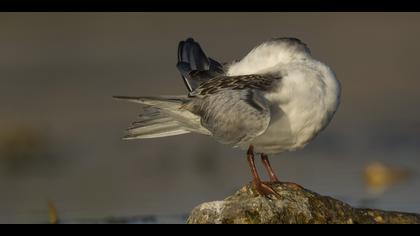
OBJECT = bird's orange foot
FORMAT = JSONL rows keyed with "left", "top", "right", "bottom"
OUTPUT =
{"left": 253, "top": 181, "right": 281, "bottom": 199}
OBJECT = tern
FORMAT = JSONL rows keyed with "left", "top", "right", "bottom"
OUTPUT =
{"left": 114, "top": 38, "right": 341, "bottom": 197}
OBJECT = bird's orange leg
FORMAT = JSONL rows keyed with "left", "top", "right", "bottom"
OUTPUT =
{"left": 247, "top": 145, "right": 280, "bottom": 198}
{"left": 261, "top": 153, "right": 280, "bottom": 183}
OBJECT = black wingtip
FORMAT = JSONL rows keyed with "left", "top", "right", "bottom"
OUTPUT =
{"left": 185, "top": 37, "right": 195, "bottom": 42}
{"left": 176, "top": 37, "right": 224, "bottom": 92}
{"left": 177, "top": 41, "right": 185, "bottom": 61}
{"left": 178, "top": 37, "right": 197, "bottom": 47}
{"left": 178, "top": 37, "right": 198, "bottom": 62}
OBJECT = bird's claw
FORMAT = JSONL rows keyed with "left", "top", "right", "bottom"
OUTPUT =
{"left": 253, "top": 181, "right": 281, "bottom": 199}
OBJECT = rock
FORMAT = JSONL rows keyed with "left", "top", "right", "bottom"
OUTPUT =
{"left": 187, "top": 182, "right": 420, "bottom": 224}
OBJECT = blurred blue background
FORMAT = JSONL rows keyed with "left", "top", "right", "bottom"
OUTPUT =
{"left": 0, "top": 13, "right": 419, "bottom": 223}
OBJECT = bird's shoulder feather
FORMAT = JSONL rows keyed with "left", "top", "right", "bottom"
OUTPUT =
{"left": 189, "top": 74, "right": 282, "bottom": 97}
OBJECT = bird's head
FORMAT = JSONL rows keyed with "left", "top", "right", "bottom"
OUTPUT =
{"left": 227, "top": 37, "right": 312, "bottom": 76}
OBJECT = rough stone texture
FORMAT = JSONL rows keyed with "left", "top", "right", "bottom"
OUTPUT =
{"left": 187, "top": 182, "right": 420, "bottom": 224}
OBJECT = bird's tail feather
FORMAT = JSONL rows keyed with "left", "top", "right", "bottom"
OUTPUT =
{"left": 113, "top": 95, "right": 209, "bottom": 139}
{"left": 125, "top": 119, "right": 190, "bottom": 139}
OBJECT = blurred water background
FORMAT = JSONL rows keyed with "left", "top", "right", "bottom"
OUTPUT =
{"left": 0, "top": 13, "right": 419, "bottom": 223}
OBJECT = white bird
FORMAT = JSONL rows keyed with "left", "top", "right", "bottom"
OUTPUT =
{"left": 114, "top": 38, "right": 341, "bottom": 197}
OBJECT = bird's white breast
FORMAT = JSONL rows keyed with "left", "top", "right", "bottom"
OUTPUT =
{"left": 227, "top": 39, "right": 341, "bottom": 154}
{"left": 252, "top": 61, "right": 340, "bottom": 154}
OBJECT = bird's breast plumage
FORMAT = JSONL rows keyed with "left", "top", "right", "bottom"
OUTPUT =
{"left": 239, "top": 59, "right": 341, "bottom": 154}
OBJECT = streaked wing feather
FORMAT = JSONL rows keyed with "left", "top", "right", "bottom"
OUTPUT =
{"left": 189, "top": 74, "right": 281, "bottom": 97}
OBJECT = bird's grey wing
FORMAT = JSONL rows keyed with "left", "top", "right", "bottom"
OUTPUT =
{"left": 189, "top": 74, "right": 280, "bottom": 97}
{"left": 185, "top": 74, "right": 281, "bottom": 146}
{"left": 176, "top": 38, "right": 225, "bottom": 92}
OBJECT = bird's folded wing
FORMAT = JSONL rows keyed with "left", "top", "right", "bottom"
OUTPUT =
{"left": 185, "top": 74, "right": 282, "bottom": 146}
{"left": 189, "top": 74, "right": 281, "bottom": 97}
